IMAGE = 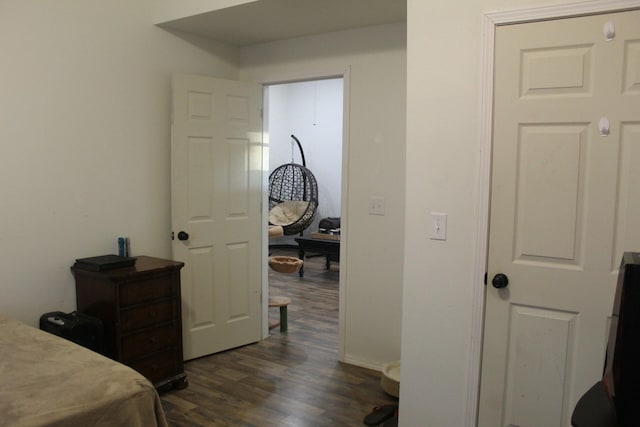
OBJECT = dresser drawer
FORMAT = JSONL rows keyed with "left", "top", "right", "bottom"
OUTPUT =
{"left": 120, "top": 300, "right": 173, "bottom": 332}
{"left": 127, "top": 348, "right": 179, "bottom": 384}
{"left": 120, "top": 276, "right": 173, "bottom": 306}
{"left": 121, "top": 324, "right": 178, "bottom": 361}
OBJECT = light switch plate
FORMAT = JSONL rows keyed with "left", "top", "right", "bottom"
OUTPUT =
{"left": 430, "top": 212, "right": 447, "bottom": 240}
{"left": 368, "top": 196, "right": 385, "bottom": 215}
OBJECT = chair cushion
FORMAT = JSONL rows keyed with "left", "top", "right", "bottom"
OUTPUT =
{"left": 269, "top": 201, "right": 310, "bottom": 226}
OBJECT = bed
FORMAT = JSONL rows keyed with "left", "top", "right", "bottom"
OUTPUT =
{"left": 0, "top": 315, "right": 168, "bottom": 427}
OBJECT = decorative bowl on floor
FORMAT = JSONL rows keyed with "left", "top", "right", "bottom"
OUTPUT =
{"left": 268, "top": 256, "right": 303, "bottom": 273}
{"left": 381, "top": 360, "right": 401, "bottom": 397}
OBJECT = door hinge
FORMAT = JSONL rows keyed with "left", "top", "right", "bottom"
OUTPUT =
{"left": 171, "top": 231, "right": 175, "bottom": 241}
{"left": 484, "top": 272, "right": 487, "bottom": 285}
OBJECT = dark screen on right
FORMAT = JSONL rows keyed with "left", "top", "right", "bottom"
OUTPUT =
{"left": 602, "top": 252, "right": 640, "bottom": 426}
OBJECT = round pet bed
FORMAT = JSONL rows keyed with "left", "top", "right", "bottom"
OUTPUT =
{"left": 268, "top": 256, "right": 303, "bottom": 274}
{"left": 381, "top": 360, "right": 401, "bottom": 397}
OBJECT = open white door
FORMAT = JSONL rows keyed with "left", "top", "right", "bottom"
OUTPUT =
{"left": 479, "top": 10, "right": 640, "bottom": 427}
{"left": 172, "top": 74, "right": 263, "bottom": 360}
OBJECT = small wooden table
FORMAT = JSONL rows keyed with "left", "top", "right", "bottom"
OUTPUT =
{"left": 268, "top": 296, "right": 291, "bottom": 332}
{"left": 294, "top": 236, "right": 340, "bottom": 277}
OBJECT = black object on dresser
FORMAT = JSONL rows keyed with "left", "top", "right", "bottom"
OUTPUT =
{"left": 72, "top": 255, "right": 187, "bottom": 391}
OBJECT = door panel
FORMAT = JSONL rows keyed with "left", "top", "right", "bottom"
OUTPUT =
{"left": 515, "top": 124, "right": 586, "bottom": 262}
{"left": 503, "top": 306, "right": 577, "bottom": 427}
{"left": 479, "top": 10, "right": 640, "bottom": 427}
{"left": 172, "top": 74, "right": 262, "bottom": 360}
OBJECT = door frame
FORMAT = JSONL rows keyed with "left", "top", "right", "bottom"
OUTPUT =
{"left": 258, "top": 66, "right": 351, "bottom": 362}
{"left": 467, "top": 1, "right": 640, "bottom": 426}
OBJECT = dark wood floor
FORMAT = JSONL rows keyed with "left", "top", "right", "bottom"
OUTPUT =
{"left": 160, "top": 247, "right": 397, "bottom": 426}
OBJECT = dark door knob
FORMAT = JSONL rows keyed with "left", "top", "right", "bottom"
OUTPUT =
{"left": 177, "top": 231, "right": 189, "bottom": 241}
{"left": 492, "top": 273, "right": 509, "bottom": 289}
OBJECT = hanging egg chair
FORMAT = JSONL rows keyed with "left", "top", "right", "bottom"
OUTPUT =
{"left": 268, "top": 135, "right": 319, "bottom": 235}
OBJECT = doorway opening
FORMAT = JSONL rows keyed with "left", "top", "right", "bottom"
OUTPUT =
{"left": 263, "top": 77, "right": 345, "bottom": 356}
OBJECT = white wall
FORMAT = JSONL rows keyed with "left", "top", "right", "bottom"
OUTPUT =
{"left": 241, "top": 23, "right": 407, "bottom": 368}
{"left": 0, "top": 0, "right": 239, "bottom": 325}
{"left": 401, "top": 2, "right": 483, "bottom": 422}
{"left": 267, "top": 79, "right": 343, "bottom": 244}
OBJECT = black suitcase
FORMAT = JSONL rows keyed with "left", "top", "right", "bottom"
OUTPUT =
{"left": 39, "top": 311, "right": 104, "bottom": 355}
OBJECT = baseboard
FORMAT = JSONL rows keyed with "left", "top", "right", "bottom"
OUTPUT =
{"left": 342, "top": 354, "right": 385, "bottom": 372}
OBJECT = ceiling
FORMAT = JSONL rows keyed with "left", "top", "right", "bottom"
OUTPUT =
{"left": 157, "top": 0, "right": 407, "bottom": 46}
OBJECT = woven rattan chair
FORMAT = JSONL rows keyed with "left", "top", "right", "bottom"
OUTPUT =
{"left": 268, "top": 135, "right": 319, "bottom": 235}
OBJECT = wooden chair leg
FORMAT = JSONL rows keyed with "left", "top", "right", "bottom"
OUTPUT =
{"left": 279, "top": 305, "right": 288, "bottom": 332}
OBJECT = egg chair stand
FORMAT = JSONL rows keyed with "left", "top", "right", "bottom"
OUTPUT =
{"left": 268, "top": 135, "right": 319, "bottom": 236}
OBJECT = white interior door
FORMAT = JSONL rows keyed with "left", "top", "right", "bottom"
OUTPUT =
{"left": 172, "top": 74, "right": 263, "bottom": 360}
{"left": 479, "top": 10, "right": 640, "bottom": 427}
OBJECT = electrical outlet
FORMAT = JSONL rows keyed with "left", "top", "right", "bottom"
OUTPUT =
{"left": 368, "top": 196, "right": 385, "bottom": 215}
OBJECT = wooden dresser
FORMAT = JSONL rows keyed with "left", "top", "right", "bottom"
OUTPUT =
{"left": 73, "top": 256, "right": 187, "bottom": 391}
